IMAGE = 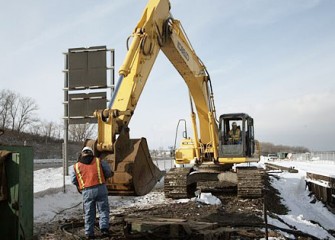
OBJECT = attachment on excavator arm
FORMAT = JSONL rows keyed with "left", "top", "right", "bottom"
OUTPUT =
{"left": 84, "top": 132, "right": 163, "bottom": 196}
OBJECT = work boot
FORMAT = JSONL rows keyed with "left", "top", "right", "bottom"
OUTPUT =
{"left": 101, "top": 228, "right": 110, "bottom": 237}
{"left": 85, "top": 234, "right": 95, "bottom": 239}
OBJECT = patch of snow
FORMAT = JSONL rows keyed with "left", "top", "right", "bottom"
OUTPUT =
{"left": 193, "top": 192, "right": 221, "bottom": 205}
{"left": 269, "top": 164, "right": 335, "bottom": 239}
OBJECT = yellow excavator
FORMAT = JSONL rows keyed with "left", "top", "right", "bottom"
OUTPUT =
{"left": 84, "top": 0, "right": 262, "bottom": 198}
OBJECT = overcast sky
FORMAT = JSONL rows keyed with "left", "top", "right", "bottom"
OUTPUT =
{"left": 1, "top": 0, "right": 334, "bottom": 151}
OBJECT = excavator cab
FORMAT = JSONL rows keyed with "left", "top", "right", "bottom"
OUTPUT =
{"left": 218, "top": 113, "right": 256, "bottom": 158}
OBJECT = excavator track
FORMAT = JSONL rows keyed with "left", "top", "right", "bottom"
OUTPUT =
{"left": 165, "top": 166, "right": 265, "bottom": 199}
{"left": 237, "top": 167, "right": 264, "bottom": 198}
{"left": 164, "top": 167, "right": 196, "bottom": 199}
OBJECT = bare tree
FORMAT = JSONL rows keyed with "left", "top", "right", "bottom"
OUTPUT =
{"left": 28, "top": 120, "right": 42, "bottom": 136}
{"left": 8, "top": 91, "right": 19, "bottom": 131}
{"left": 68, "top": 124, "right": 96, "bottom": 142}
{"left": 16, "top": 96, "right": 38, "bottom": 132}
{"left": 0, "top": 89, "right": 12, "bottom": 128}
{"left": 40, "top": 120, "right": 55, "bottom": 143}
{"left": 53, "top": 122, "right": 63, "bottom": 139}
{"left": 1, "top": 89, "right": 39, "bottom": 132}
{"left": 27, "top": 120, "right": 63, "bottom": 142}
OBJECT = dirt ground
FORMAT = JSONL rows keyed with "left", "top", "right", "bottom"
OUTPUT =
{"left": 35, "top": 174, "right": 295, "bottom": 240}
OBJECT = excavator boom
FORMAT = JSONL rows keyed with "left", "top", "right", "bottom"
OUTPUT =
{"left": 85, "top": 0, "right": 220, "bottom": 196}
{"left": 84, "top": 0, "right": 261, "bottom": 198}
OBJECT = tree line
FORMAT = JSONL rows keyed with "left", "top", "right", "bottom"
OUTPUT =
{"left": 0, "top": 89, "right": 38, "bottom": 133}
{"left": 0, "top": 89, "right": 95, "bottom": 142}
{"left": 260, "top": 142, "right": 309, "bottom": 155}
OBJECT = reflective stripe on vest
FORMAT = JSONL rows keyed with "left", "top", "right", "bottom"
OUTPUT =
{"left": 74, "top": 157, "right": 106, "bottom": 190}
{"left": 75, "top": 163, "right": 85, "bottom": 188}
{"left": 96, "top": 158, "right": 103, "bottom": 184}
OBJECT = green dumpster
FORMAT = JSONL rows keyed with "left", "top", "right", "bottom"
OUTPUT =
{"left": 0, "top": 146, "right": 33, "bottom": 240}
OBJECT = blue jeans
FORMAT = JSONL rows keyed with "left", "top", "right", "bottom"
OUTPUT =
{"left": 82, "top": 184, "right": 110, "bottom": 236}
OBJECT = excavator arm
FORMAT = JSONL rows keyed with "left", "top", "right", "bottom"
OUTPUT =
{"left": 88, "top": 0, "right": 219, "bottom": 196}
{"left": 96, "top": 0, "right": 218, "bottom": 157}
{"left": 94, "top": 0, "right": 170, "bottom": 152}
{"left": 161, "top": 18, "right": 219, "bottom": 161}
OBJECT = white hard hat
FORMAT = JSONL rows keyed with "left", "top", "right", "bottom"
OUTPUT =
{"left": 82, "top": 146, "right": 93, "bottom": 153}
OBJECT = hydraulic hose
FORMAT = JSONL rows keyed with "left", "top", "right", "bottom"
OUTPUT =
{"left": 108, "top": 75, "right": 124, "bottom": 109}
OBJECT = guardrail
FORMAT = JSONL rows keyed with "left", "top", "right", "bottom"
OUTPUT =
{"left": 292, "top": 152, "right": 335, "bottom": 162}
{"left": 305, "top": 172, "right": 335, "bottom": 208}
{"left": 265, "top": 163, "right": 298, "bottom": 173}
{"left": 265, "top": 162, "right": 335, "bottom": 208}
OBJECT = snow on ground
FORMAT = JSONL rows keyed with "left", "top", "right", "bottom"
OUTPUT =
{"left": 268, "top": 159, "right": 335, "bottom": 177}
{"left": 264, "top": 158, "right": 335, "bottom": 239}
{"left": 34, "top": 167, "right": 82, "bottom": 223}
{"left": 34, "top": 159, "right": 335, "bottom": 239}
{"left": 34, "top": 166, "right": 171, "bottom": 224}
{"left": 268, "top": 170, "right": 334, "bottom": 239}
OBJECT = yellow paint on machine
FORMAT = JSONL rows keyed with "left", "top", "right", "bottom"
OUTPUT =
{"left": 218, "top": 157, "right": 248, "bottom": 164}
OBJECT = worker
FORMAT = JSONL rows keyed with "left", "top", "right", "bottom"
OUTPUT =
{"left": 228, "top": 122, "right": 241, "bottom": 144}
{"left": 71, "top": 146, "right": 112, "bottom": 239}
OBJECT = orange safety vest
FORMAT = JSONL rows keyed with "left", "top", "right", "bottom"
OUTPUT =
{"left": 229, "top": 128, "right": 241, "bottom": 141}
{"left": 74, "top": 157, "right": 106, "bottom": 190}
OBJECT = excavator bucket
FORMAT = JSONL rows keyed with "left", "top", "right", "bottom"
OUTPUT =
{"left": 85, "top": 137, "right": 164, "bottom": 196}
{"left": 109, "top": 137, "right": 164, "bottom": 196}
